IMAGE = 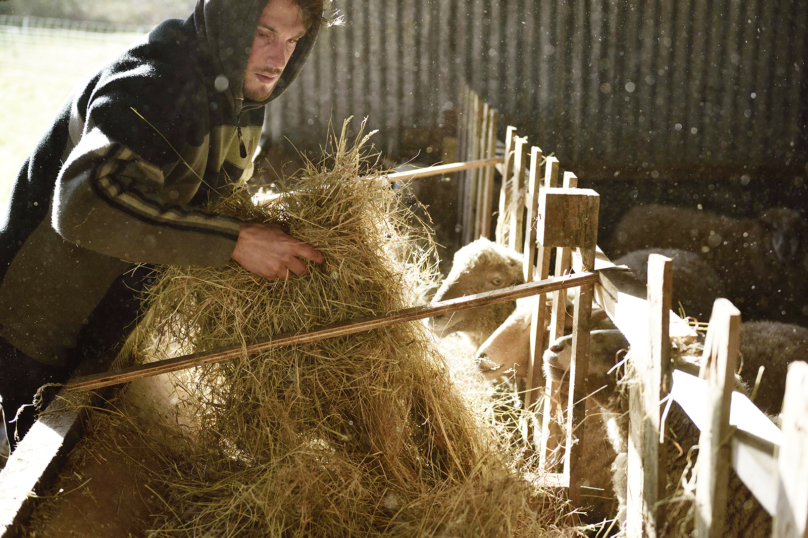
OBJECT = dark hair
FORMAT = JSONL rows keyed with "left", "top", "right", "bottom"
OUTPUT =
{"left": 294, "top": 0, "right": 325, "bottom": 31}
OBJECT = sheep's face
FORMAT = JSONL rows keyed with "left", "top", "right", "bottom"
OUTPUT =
{"left": 542, "top": 329, "right": 629, "bottom": 402}
{"left": 430, "top": 238, "right": 524, "bottom": 334}
{"left": 759, "top": 207, "right": 805, "bottom": 263}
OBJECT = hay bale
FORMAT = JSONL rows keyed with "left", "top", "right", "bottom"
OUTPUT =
{"left": 111, "top": 121, "right": 574, "bottom": 537}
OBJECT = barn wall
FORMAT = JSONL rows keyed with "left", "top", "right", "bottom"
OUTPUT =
{"left": 265, "top": 0, "right": 808, "bottom": 168}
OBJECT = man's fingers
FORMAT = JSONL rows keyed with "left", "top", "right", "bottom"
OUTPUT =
{"left": 286, "top": 257, "right": 308, "bottom": 276}
{"left": 293, "top": 243, "right": 325, "bottom": 264}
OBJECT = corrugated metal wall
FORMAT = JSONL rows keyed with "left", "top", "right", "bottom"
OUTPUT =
{"left": 265, "top": 0, "right": 808, "bottom": 166}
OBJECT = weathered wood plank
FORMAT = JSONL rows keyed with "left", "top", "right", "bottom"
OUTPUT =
{"left": 626, "top": 254, "right": 671, "bottom": 538}
{"left": 773, "top": 361, "right": 808, "bottom": 538}
{"left": 536, "top": 188, "right": 599, "bottom": 250}
{"left": 524, "top": 147, "right": 550, "bottom": 411}
{"left": 0, "top": 359, "right": 113, "bottom": 538}
{"left": 496, "top": 126, "right": 517, "bottom": 245}
{"left": 474, "top": 102, "right": 490, "bottom": 239}
{"left": 479, "top": 108, "right": 498, "bottom": 239}
{"left": 507, "top": 136, "right": 528, "bottom": 252}
{"left": 523, "top": 146, "right": 543, "bottom": 275}
{"left": 562, "top": 205, "right": 599, "bottom": 506}
{"left": 695, "top": 299, "right": 741, "bottom": 538}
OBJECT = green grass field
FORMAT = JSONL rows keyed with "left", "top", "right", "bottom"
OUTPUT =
{"left": 0, "top": 30, "right": 142, "bottom": 209}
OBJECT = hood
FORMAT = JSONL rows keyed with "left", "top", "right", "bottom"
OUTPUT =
{"left": 194, "top": 0, "right": 320, "bottom": 113}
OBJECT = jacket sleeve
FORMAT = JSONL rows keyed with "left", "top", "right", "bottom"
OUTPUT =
{"left": 51, "top": 61, "right": 242, "bottom": 267}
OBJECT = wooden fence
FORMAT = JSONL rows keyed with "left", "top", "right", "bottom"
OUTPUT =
{"left": 481, "top": 90, "right": 808, "bottom": 535}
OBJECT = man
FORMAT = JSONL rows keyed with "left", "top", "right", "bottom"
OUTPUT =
{"left": 0, "top": 0, "right": 327, "bottom": 445}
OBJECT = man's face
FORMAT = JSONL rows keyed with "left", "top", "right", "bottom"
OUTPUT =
{"left": 243, "top": 0, "right": 307, "bottom": 102}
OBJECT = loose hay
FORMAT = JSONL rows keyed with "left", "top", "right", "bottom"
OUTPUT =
{"left": 112, "top": 121, "right": 574, "bottom": 537}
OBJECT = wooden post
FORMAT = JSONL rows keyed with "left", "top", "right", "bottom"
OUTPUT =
{"left": 524, "top": 147, "right": 545, "bottom": 413}
{"left": 507, "top": 136, "right": 528, "bottom": 253}
{"left": 540, "top": 171, "right": 577, "bottom": 471}
{"left": 478, "top": 108, "right": 498, "bottom": 240}
{"left": 525, "top": 155, "right": 558, "bottom": 411}
{"left": 626, "top": 254, "right": 672, "bottom": 538}
{"left": 473, "top": 102, "right": 490, "bottom": 240}
{"left": 523, "top": 147, "right": 543, "bottom": 273}
{"left": 533, "top": 188, "right": 600, "bottom": 504}
{"left": 548, "top": 171, "right": 577, "bottom": 340}
{"left": 773, "top": 361, "right": 808, "bottom": 538}
{"left": 695, "top": 299, "right": 741, "bottom": 538}
{"left": 455, "top": 85, "right": 471, "bottom": 243}
{"left": 496, "top": 126, "right": 518, "bottom": 245}
{"left": 462, "top": 92, "right": 483, "bottom": 245}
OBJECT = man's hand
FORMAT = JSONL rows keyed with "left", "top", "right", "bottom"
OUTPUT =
{"left": 232, "top": 223, "right": 324, "bottom": 280}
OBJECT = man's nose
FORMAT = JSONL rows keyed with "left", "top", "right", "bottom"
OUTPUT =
{"left": 266, "top": 42, "right": 289, "bottom": 70}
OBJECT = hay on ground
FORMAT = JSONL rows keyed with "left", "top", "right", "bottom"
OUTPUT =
{"left": 93, "top": 120, "right": 577, "bottom": 537}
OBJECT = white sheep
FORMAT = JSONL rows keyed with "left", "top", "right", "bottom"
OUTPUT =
{"left": 543, "top": 329, "right": 772, "bottom": 536}
{"left": 613, "top": 248, "right": 726, "bottom": 321}
{"left": 474, "top": 289, "right": 614, "bottom": 385}
{"left": 429, "top": 238, "right": 525, "bottom": 349}
{"left": 608, "top": 205, "right": 808, "bottom": 324}
{"left": 738, "top": 321, "right": 808, "bottom": 417}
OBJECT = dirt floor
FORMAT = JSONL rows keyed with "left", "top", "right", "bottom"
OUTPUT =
{"left": 18, "top": 390, "right": 173, "bottom": 538}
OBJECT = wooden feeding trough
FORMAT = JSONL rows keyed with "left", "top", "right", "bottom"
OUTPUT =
{"left": 3, "top": 87, "right": 808, "bottom": 538}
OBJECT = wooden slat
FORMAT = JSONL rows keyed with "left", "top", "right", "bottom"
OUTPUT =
{"left": 479, "top": 108, "right": 498, "bottom": 239}
{"left": 68, "top": 272, "right": 601, "bottom": 391}
{"left": 524, "top": 147, "right": 549, "bottom": 412}
{"left": 462, "top": 92, "right": 483, "bottom": 245}
{"left": 626, "top": 254, "right": 671, "bottom": 538}
{"left": 474, "top": 102, "right": 490, "bottom": 239}
{"left": 773, "top": 361, "right": 808, "bottom": 538}
{"left": 507, "top": 136, "right": 528, "bottom": 252}
{"left": 496, "top": 126, "right": 517, "bottom": 246}
{"left": 695, "top": 299, "right": 741, "bottom": 538}
{"left": 548, "top": 171, "right": 578, "bottom": 341}
{"left": 561, "top": 193, "right": 599, "bottom": 507}
{"left": 672, "top": 369, "right": 783, "bottom": 514}
{"left": 0, "top": 358, "right": 113, "bottom": 537}
{"left": 539, "top": 174, "right": 577, "bottom": 470}
{"left": 523, "top": 147, "right": 543, "bottom": 275}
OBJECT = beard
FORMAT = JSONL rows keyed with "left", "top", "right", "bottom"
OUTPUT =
{"left": 243, "top": 69, "right": 283, "bottom": 102}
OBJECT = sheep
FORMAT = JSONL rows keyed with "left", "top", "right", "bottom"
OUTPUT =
{"left": 474, "top": 247, "right": 721, "bottom": 388}
{"left": 608, "top": 205, "right": 808, "bottom": 323}
{"left": 613, "top": 248, "right": 726, "bottom": 321}
{"left": 429, "top": 238, "right": 525, "bottom": 348}
{"left": 543, "top": 329, "right": 772, "bottom": 536}
{"left": 738, "top": 321, "right": 808, "bottom": 417}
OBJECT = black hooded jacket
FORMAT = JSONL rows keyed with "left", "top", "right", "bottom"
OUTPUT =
{"left": 0, "top": 0, "right": 320, "bottom": 366}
